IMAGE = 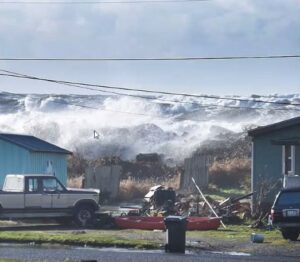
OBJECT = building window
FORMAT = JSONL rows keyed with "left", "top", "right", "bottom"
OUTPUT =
{"left": 282, "top": 145, "right": 295, "bottom": 175}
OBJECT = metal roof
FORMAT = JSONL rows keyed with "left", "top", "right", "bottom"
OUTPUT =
{"left": 0, "top": 133, "right": 72, "bottom": 154}
{"left": 248, "top": 116, "right": 300, "bottom": 137}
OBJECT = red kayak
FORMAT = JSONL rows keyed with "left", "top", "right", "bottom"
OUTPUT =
{"left": 114, "top": 216, "right": 220, "bottom": 230}
{"left": 186, "top": 216, "right": 221, "bottom": 230}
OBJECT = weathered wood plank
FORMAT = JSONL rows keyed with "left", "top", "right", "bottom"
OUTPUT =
{"left": 181, "top": 154, "right": 209, "bottom": 190}
{"left": 85, "top": 165, "right": 122, "bottom": 199}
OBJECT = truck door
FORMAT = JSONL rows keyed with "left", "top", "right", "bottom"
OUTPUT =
{"left": 25, "top": 177, "right": 42, "bottom": 208}
{"left": 41, "top": 177, "right": 56, "bottom": 208}
{"left": 50, "top": 179, "right": 68, "bottom": 208}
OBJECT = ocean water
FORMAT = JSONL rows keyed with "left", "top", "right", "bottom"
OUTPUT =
{"left": 0, "top": 92, "right": 299, "bottom": 162}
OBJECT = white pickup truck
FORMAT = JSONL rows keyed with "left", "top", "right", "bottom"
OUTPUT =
{"left": 0, "top": 174, "right": 100, "bottom": 227}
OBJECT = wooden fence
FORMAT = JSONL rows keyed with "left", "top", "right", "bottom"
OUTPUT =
{"left": 85, "top": 165, "right": 122, "bottom": 199}
{"left": 181, "top": 154, "right": 210, "bottom": 191}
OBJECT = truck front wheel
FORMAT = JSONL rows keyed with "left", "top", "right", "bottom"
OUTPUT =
{"left": 74, "top": 205, "right": 95, "bottom": 227}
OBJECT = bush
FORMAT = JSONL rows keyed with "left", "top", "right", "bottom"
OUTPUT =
{"left": 67, "top": 152, "right": 87, "bottom": 178}
{"left": 209, "top": 158, "right": 251, "bottom": 189}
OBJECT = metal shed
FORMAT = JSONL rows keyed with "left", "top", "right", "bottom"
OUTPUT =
{"left": 0, "top": 133, "right": 72, "bottom": 187}
{"left": 248, "top": 116, "right": 300, "bottom": 212}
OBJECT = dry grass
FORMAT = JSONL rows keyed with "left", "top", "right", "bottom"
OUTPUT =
{"left": 67, "top": 176, "right": 83, "bottom": 188}
{"left": 119, "top": 175, "right": 180, "bottom": 201}
{"left": 210, "top": 158, "right": 250, "bottom": 174}
{"left": 209, "top": 158, "right": 251, "bottom": 188}
{"left": 67, "top": 174, "right": 180, "bottom": 201}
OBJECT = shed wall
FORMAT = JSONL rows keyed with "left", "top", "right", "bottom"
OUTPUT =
{"left": 0, "top": 140, "right": 30, "bottom": 186}
{"left": 0, "top": 139, "right": 68, "bottom": 187}
{"left": 252, "top": 124, "right": 300, "bottom": 209}
{"left": 29, "top": 152, "right": 68, "bottom": 185}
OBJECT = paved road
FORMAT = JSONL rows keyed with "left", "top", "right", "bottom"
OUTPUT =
{"left": 0, "top": 244, "right": 299, "bottom": 262}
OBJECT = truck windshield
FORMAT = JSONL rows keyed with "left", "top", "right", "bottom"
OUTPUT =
{"left": 277, "top": 192, "right": 300, "bottom": 206}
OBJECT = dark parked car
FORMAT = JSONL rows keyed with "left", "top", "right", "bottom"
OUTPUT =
{"left": 271, "top": 188, "right": 300, "bottom": 241}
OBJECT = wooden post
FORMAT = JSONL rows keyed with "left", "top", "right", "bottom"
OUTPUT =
{"left": 192, "top": 177, "right": 226, "bottom": 229}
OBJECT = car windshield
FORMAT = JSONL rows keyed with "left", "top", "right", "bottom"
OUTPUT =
{"left": 277, "top": 192, "right": 300, "bottom": 206}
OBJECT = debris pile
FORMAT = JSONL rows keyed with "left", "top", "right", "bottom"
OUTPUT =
{"left": 215, "top": 193, "right": 252, "bottom": 223}
{"left": 126, "top": 185, "right": 252, "bottom": 224}
{"left": 142, "top": 185, "right": 176, "bottom": 216}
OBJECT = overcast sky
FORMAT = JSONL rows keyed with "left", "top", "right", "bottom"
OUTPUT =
{"left": 0, "top": 0, "right": 299, "bottom": 96}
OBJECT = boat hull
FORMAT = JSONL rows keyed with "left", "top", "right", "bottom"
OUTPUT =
{"left": 114, "top": 216, "right": 220, "bottom": 230}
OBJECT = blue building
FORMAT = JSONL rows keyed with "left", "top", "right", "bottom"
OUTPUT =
{"left": 248, "top": 116, "right": 300, "bottom": 212}
{"left": 0, "top": 133, "right": 72, "bottom": 187}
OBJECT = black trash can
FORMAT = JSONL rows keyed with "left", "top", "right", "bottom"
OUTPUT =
{"left": 164, "top": 216, "right": 187, "bottom": 253}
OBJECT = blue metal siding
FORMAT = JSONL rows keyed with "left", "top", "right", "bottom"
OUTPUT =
{"left": 29, "top": 153, "right": 68, "bottom": 185}
{"left": 0, "top": 139, "right": 68, "bottom": 187}
{"left": 252, "top": 136, "right": 282, "bottom": 206}
{"left": 0, "top": 140, "right": 31, "bottom": 186}
{"left": 252, "top": 124, "right": 300, "bottom": 208}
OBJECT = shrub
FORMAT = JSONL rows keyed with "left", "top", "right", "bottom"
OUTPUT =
{"left": 67, "top": 152, "right": 87, "bottom": 178}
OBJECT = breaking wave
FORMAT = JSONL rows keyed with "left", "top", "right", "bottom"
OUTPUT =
{"left": 0, "top": 92, "right": 299, "bottom": 161}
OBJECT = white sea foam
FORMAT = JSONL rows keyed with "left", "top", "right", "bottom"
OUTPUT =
{"left": 0, "top": 92, "right": 299, "bottom": 161}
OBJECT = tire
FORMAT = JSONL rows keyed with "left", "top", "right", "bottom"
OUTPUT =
{"left": 74, "top": 205, "right": 95, "bottom": 228}
{"left": 281, "top": 228, "right": 300, "bottom": 241}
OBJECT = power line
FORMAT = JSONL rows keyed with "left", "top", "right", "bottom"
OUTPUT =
{"left": 47, "top": 83, "right": 300, "bottom": 112}
{"left": 1, "top": 90, "right": 298, "bottom": 124}
{"left": 1, "top": 69, "right": 300, "bottom": 109}
{"left": 1, "top": 55, "right": 300, "bottom": 61}
{"left": 2, "top": 75, "right": 299, "bottom": 112}
{"left": 2, "top": 74, "right": 298, "bottom": 113}
{"left": 0, "top": 0, "right": 211, "bottom": 3}
{"left": 0, "top": 68, "right": 294, "bottom": 101}
{"left": 1, "top": 77, "right": 300, "bottom": 122}
{"left": 1, "top": 89, "right": 299, "bottom": 124}
{"left": 0, "top": 89, "right": 212, "bottom": 121}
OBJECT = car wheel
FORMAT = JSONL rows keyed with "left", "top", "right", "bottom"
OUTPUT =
{"left": 281, "top": 228, "right": 300, "bottom": 241}
{"left": 74, "top": 205, "right": 95, "bottom": 227}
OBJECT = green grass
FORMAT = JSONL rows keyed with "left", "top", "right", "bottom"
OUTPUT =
{"left": 187, "top": 225, "right": 289, "bottom": 246}
{"left": 205, "top": 187, "right": 248, "bottom": 201}
{"left": 0, "top": 230, "right": 161, "bottom": 249}
{"left": 0, "top": 225, "right": 298, "bottom": 252}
